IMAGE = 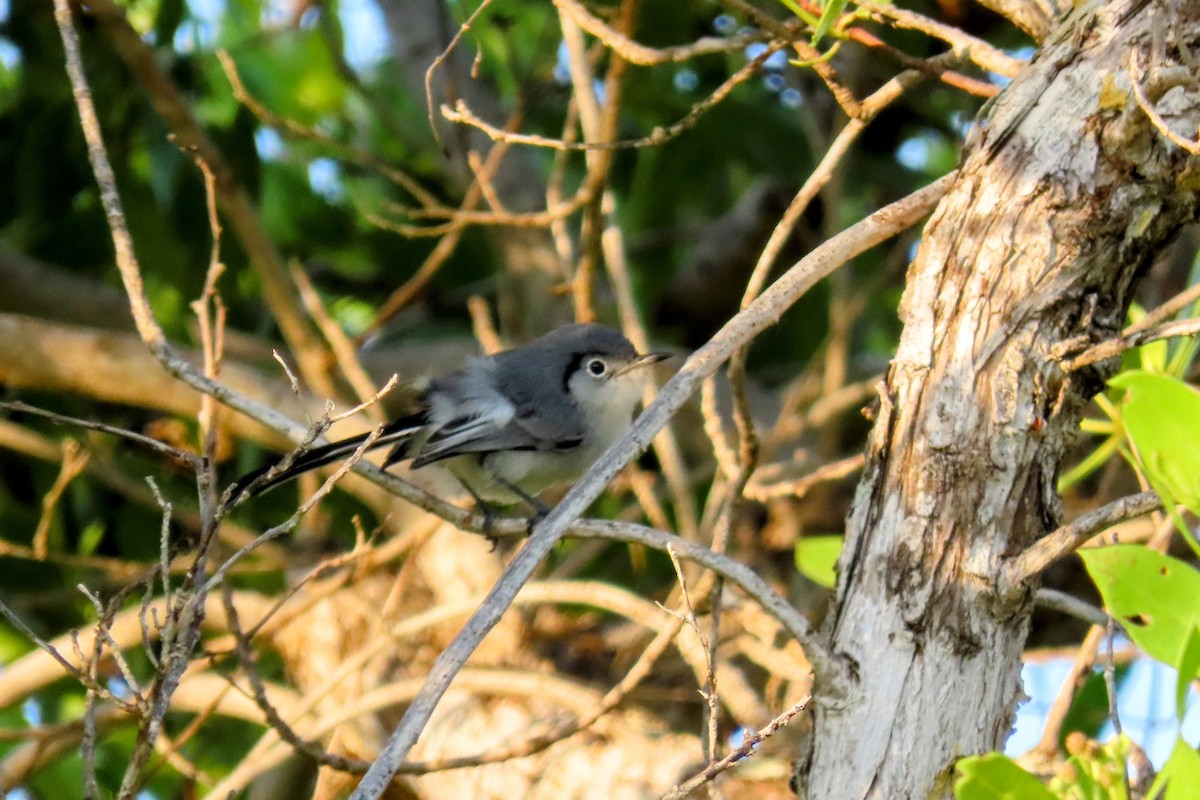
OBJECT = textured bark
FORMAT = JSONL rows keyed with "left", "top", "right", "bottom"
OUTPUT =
{"left": 801, "top": 1, "right": 1200, "bottom": 797}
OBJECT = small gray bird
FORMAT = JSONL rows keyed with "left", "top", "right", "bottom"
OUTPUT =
{"left": 229, "top": 324, "right": 669, "bottom": 515}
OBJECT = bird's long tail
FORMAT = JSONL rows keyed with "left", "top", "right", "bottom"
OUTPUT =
{"left": 227, "top": 413, "right": 425, "bottom": 504}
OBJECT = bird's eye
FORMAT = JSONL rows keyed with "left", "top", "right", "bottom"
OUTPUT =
{"left": 587, "top": 358, "right": 607, "bottom": 377}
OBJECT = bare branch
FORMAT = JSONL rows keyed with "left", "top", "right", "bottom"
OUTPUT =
{"left": 31, "top": 438, "right": 90, "bottom": 558}
{"left": 856, "top": 0, "right": 1027, "bottom": 78}
{"left": 972, "top": 0, "right": 1057, "bottom": 40}
{"left": 1059, "top": 316, "right": 1200, "bottom": 370}
{"left": 1004, "top": 491, "right": 1163, "bottom": 586}
{"left": 215, "top": 49, "right": 441, "bottom": 209}
{"left": 553, "top": 0, "right": 774, "bottom": 66}
{"left": 664, "top": 544, "right": 720, "bottom": 767}
{"left": 1129, "top": 50, "right": 1200, "bottom": 154}
{"left": 1035, "top": 588, "right": 1118, "bottom": 629}
{"left": 745, "top": 454, "right": 866, "bottom": 501}
{"left": 0, "top": 401, "right": 197, "bottom": 465}
{"left": 441, "top": 38, "right": 789, "bottom": 152}
{"left": 661, "top": 694, "right": 812, "bottom": 799}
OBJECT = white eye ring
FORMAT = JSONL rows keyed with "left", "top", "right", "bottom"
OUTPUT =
{"left": 587, "top": 358, "right": 607, "bottom": 377}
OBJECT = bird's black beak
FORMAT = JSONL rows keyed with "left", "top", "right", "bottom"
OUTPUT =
{"left": 616, "top": 351, "right": 671, "bottom": 376}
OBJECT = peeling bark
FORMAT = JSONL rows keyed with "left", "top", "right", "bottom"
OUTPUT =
{"left": 800, "top": 1, "right": 1200, "bottom": 796}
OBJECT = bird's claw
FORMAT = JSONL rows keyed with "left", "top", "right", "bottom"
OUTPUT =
{"left": 478, "top": 503, "right": 502, "bottom": 551}
{"left": 524, "top": 505, "right": 549, "bottom": 537}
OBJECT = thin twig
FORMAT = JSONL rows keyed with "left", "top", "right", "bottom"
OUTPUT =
{"left": 81, "top": 680, "right": 101, "bottom": 800}
{"left": 222, "top": 586, "right": 371, "bottom": 772}
{"left": 366, "top": 194, "right": 593, "bottom": 239}
{"left": 1004, "top": 491, "right": 1162, "bottom": 586}
{"left": 1029, "top": 626, "right": 1106, "bottom": 759}
{"left": 0, "top": 597, "right": 134, "bottom": 710}
{"left": 574, "top": 2, "right": 699, "bottom": 539}
{"left": 741, "top": 44, "right": 949, "bottom": 309}
{"left": 31, "top": 438, "right": 90, "bottom": 558}
{"left": 661, "top": 694, "right": 812, "bottom": 799}
{"left": 717, "top": 0, "right": 860, "bottom": 116}
{"left": 1059, "top": 317, "right": 1200, "bottom": 371}
{"left": 441, "top": 38, "right": 788, "bottom": 152}
{"left": 291, "top": 264, "right": 382, "bottom": 410}
{"left": 749, "top": 0, "right": 1001, "bottom": 97}
{"left": 1102, "top": 532, "right": 1131, "bottom": 797}
{"left": 665, "top": 544, "right": 720, "bottom": 770}
{"left": 560, "top": 1, "right": 610, "bottom": 322}
{"left": 77, "top": 585, "right": 144, "bottom": 702}
{"left": 600, "top": 198, "right": 699, "bottom": 539}
{"left": 206, "top": 427, "right": 385, "bottom": 593}
{"left": 467, "top": 295, "right": 504, "bottom": 354}
{"left": 189, "top": 153, "right": 227, "bottom": 489}
{"left": 1129, "top": 51, "right": 1200, "bottom": 154}
{"left": 1035, "top": 588, "right": 1120, "bottom": 630}
{"left": 700, "top": 379, "right": 740, "bottom": 482}
{"left": 422, "top": 0, "right": 497, "bottom": 144}
{"left": 216, "top": 49, "right": 440, "bottom": 209}
{"left": 745, "top": 453, "right": 865, "bottom": 501}
{"left": 1129, "top": 282, "right": 1200, "bottom": 333}
{"left": 360, "top": 112, "right": 523, "bottom": 339}
{"left": 855, "top": 0, "right": 1026, "bottom": 78}
{"left": 1, "top": 402, "right": 199, "bottom": 465}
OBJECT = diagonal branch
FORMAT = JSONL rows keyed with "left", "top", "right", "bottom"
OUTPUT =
{"left": 856, "top": 0, "right": 1027, "bottom": 77}
{"left": 1003, "top": 491, "right": 1163, "bottom": 587}
{"left": 1059, "top": 317, "right": 1200, "bottom": 370}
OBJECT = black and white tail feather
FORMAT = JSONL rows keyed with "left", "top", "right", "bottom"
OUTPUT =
{"left": 227, "top": 412, "right": 426, "bottom": 504}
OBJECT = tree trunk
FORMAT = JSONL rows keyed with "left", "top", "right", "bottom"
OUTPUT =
{"left": 801, "top": 1, "right": 1200, "bottom": 796}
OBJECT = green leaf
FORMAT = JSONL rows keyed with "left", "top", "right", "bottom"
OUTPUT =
{"left": 955, "top": 753, "right": 1057, "bottom": 799}
{"left": 1175, "top": 625, "right": 1200, "bottom": 719}
{"left": 795, "top": 535, "right": 842, "bottom": 588}
{"left": 1061, "top": 671, "right": 1116, "bottom": 744}
{"left": 226, "top": 29, "right": 346, "bottom": 124}
{"left": 1148, "top": 737, "right": 1200, "bottom": 800}
{"left": 1059, "top": 434, "right": 1120, "bottom": 492}
{"left": 773, "top": 0, "right": 820, "bottom": 26}
{"left": 811, "top": 0, "right": 849, "bottom": 45}
{"left": 1110, "top": 371, "right": 1200, "bottom": 516}
{"left": 1080, "top": 546, "right": 1200, "bottom": 672}
{"left": 1125, "top": 305, "right": 1168, "bottom": 372}
{"left": 77, "top": 520, "right": 105, "bottom": 557}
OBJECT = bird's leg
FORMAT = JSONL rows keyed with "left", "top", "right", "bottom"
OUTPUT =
{"left": 458, "top": 480, "right": 501, "bottom": 550}
{"left": 495, "top": 478, "right": 551, "bottom": 535}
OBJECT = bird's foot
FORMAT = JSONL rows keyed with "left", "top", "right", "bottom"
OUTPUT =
{"left": 524, "top": 504, "right": 550, "bottom": 537}
{"left": 479, "top": 503, "right": 501, "bottom": 552}
{"left": 495, "top": 478, "right": 550, "bottom": 537}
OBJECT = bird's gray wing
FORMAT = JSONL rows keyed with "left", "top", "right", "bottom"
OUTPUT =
{"left": 411, "top": 412, "right": 585, "bottom": 467}
{"left": 490, "top": 346, "right": 588, "bottom": 445}
{"left": 411, "top": 351, "right": 586, "bottom": 467}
